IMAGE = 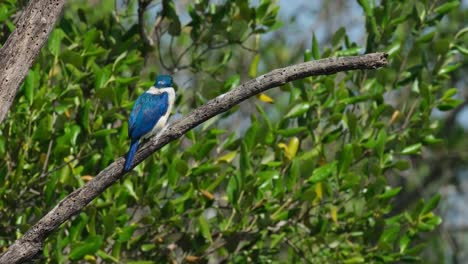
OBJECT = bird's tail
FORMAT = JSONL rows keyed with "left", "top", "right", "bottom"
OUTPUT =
{"left": 124, "top": 140, "right": 139, "bottom": 171}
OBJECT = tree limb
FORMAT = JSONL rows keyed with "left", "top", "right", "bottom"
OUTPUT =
{"left": 0, "top": 52, "right": 388, "bottom": 263}
{"left": 0, "top": 0, "right": 66, "bottom": 124}
{"left": 137, "top": 0, "right": 154, "bottom": 50}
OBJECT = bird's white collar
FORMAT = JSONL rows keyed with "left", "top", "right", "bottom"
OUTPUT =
{"left": 147, "top": 87, "right": 160, "bottom": 94}
{"left": 146, "top": 86, "right": 174, "bottom": 95}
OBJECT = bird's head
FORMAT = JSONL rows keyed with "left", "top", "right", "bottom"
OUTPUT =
{"left": 154, "top": 75, "right": 173, "bottom": 88}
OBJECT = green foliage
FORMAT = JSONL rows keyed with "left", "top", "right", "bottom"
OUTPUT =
{"left": 0, "top": 0, "right": 465, "bottom": 263}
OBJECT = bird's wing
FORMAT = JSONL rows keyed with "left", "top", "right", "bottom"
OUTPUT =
{"left": 128, "top": 92, "right": 169, "bottom": 140}
{"left": 128, "top": 95, "right": 143, "bottom": 139}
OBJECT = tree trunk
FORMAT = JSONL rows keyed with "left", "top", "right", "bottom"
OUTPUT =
{"left": 0, "top": 0, "right": 66, "bottom": 124}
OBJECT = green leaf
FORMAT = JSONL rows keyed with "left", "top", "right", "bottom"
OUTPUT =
{"left": 197, "top": 139, "right": 217, "bottom": 159}
{"left": 277, "top": 127, "right": 307, "bottom": 137}
{"left": 94, "top": 66, "right": 111, "bottom": 89}
{"left": 117, "top": 224, "right": 137, "bottom": 242}
{"left": 425, "top": 215, "right": 443, "bottom": 226}
{"left": 240, "top": 142, "right": 250, "bottom": 180}
{"left": 454, "top": 44, "right": 468, "bottom": 56}
{"left": 441, "top": 88, "right": 458, "bottom": 100}
{"left": 417, "top": 31, "right": 435, "bottom": 43}
{"left": 393, "top": 160, "right": 411, "bottom": 171}
{"left": 224, "top": 74, "right": 240, "bottom": 90}
{"left": 286, "top": 103, "right": 310, "bottom": 118}
{"left": 249, "top": 54, "right": 260, "bottom": 78}
{"left": 437, "top": 98, "right": 462, "bottom": 111}
{"left": 312, "top": 33, "right": 320, "bottom": 59}
{"left": 141, "top": 244, "right": 156, "bottom": 252}
{"left": 344, "top": 257, "right": 365, "bottom": 264}
{"left": 94, "top": 129, "right": 118, "bottom": 137}
{"left": 434, "top": 1, "right": 460, "bottom": 15}
{"left": 455, "top": 27, "right": 468, "bottom": 40}
{"left": 257, "top": 170, "right": 279, "bottom": 188}
{"left": 124, "top": 179, "right": 138, "bottom": 201}
{"left": 48, "top": 29, "right": 65, "bottom": 56}
{"left": 162, "top": 0, "right": 181, "bottom": 36}
{"left": 244, "top": 121, "right": 259, "bottom": 150}
{"left": 168, "top": 157, "right": 187, "bottom": 186}
{"left": 421, "top": 194, "right": 441, "bottom": 215}
{"left": 65, "top": 63, "right": 85, "bottom": 79}
{"left": 375, "top": 129, "right": 387, "bottom": 158}
{"left": 335, "top": 47, "right": 362, "bottom": 56}
{"left": 339, "top": 144, "right": 353, "bottom": 174}
{"left": 438, "top": 63, "right": 461, "bottom": 75}
{"left": 69, "top": 236, "right": 103, "bottom": 261}
{"left": 192, "top": 164, "right": 220, "bottom": 176}
{"left": 23, "top": 68, "right": 38, "bottom": 105}
{"left": 331, "top": 27, "right": 346, "bottom": 47}
{"left": 82, "top": 28, "right": 99, "bottom": 50}
{"left": 303, "top": 49, "right": 311, "bottom": 61}
{"left": 116, "top": 76, "right": 139, "bottom": 85}
{"left": 379, "top": 225, "right": 400, "bottom": 244}
{"left": 434, "top": 38, "right": 451, "bottom": 55}
{"left": 227, "top": 173, "right": 239, "bottom": 205}
{"left": 308, "top": 161, "right": 337, "bottom": 184}
{"left": 386, "top": 42, "right": 401, "bottom": 58}
{"left": 96, "top": 250, "right": 119, "bottom": 263}
{"left": 401, "top": 143, "right": 422, "bottom": 155}
{"left": 423, "top": 135, "right": 443, "bottom": 145}
{"left": 378, "top": 187, "right": 402, "bottom": 199}
{"left": 113, "top": 51, "right": 128, "bottom": 71}
{"left": 198, "top": 214, "right": 213, "bottom": 242}
{"left": 399, "top": 235, "right": 411, "bottom": 253}
{"left": 69, "top": 125, "right": 81, "bottom": 146}
{"left": 339, "top": 94, "right": 374, "bottom": 105}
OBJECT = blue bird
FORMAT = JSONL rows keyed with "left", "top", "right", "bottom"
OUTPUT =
{"left": 124, "top": 75, "right": 175, "bottom": 171}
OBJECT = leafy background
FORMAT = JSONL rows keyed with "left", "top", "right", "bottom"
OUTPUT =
{"left": 0, "top": 0, "right": 467, "bottom": 263}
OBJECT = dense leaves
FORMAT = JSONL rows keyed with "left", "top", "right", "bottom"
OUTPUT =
{"left": 0, "top": 0, "right": 466, "bottom": 263}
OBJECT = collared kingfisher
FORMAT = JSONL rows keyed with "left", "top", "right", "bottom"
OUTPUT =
{"left": 124, "top": 75, "right": 175, "bottom": 171}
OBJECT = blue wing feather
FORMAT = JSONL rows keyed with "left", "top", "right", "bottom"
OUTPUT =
{"left": 128, "top": 96, "right": 143, "bottom": 138}
{"left": 128, "top": 92, "right": 169, "bottom": 140}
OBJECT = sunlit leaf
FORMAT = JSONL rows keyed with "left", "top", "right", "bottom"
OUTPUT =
{"left": 309, "top": 161, "right": 337, "bottom": 184}
{"left": 258, "top": 93, "right": 274, "bottom": 104}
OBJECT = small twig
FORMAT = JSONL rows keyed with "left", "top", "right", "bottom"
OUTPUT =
{"left": 284, "top": 237, "right": 313, "bottom": 264}
{"left": 176, "top": 41, "right": 232, "bottom": 71}
{"left": 137, "top": 0, "right": 153, "bottom": 48}
{"left": 174, "top": 44, "right": 195, "bottom": 67}
{"left": 155, "top": 27, "right": 171, "bottom": 72}
{"left": 169, "top": 35, "right": 176, "bottom": 67}
{"left": 148, "top": 14, "right": 163, "bottom": 46}
{"left": 39, "top": 151, "right": 97, "bottom": 179}
{"left": 392, "top": 101, "right": 417, "bottom": 133}
{"left": 239, "top": 43, "right": 257, "bottom": 53}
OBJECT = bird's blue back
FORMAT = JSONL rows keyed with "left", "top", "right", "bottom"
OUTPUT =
{"left": 128, "top": 92, "right": 169, "bottom": 140}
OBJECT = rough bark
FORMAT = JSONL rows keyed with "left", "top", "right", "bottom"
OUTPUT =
{"left": 0, "top": 0, "right": 66, "bottom": 124}
{"left": 0, "top": 52, "right": 388, "bottom": 263}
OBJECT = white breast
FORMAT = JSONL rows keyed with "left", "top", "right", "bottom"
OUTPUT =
{"left": 143, "top": 87, "right": 175, "bottom": 139}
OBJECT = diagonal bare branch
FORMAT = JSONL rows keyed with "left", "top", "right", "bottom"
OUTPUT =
{"left": 0, "top": 0, "right": 66, "bottom": 124}
{"left": 0, "top": 52, "right": 388, "bottom": 263}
